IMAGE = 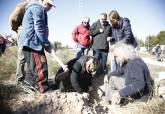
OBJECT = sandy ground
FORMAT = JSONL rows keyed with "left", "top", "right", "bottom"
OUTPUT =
{"left": 0, "top": 51, "right": 165, "bottom": 114}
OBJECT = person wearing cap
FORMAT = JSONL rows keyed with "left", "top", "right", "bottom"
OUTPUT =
{"left": 72, "top": 17, "right": 91, "bottom": 59}
{"left": 18, "top": 0, "right": 55, "bottom": 93}
{"left": 90, "top": 13, "right": 111, "bottom": 74}
{"left": 53, "top": 55, "right": 100, "bottom": 93}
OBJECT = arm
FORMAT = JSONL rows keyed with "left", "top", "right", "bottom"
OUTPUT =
{"left": 70, "top": 62, "right": 82, "bottom": 93}
{"left": 89, "top": 22, "right": 100, "bottom": 37}
{"left": 72, "top": 26, "right": 78, "bottom": 43}
{"left": 104, "top": 24, "right": 111, "bottom": 36}
{"left": 120, "top": 18, "right": 133, "bottom": 44}
{"left": 108, "top": 67, "right": 124, "bottom": 78}
{"left": 119, "top": 62, "right": 145, "bottom": 97}
{"left": 31, "top": 6, "right": 52, "bottom": 52}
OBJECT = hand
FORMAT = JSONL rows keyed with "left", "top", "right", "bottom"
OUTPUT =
{"left": 111, "top": 91, "right": 121, "bottom": 105}
{"left": 99, "top": 28, "right": 104, "bottom": 33}
{"left": 47, "top": 48, "right": 52, "bottom": 53}
{"left": 107, "top": 37, "right": 112, "bottom": 42}
{"left": 109, "top": 45, "right": 115, "bottom": 51}
{"left": 104, "top": 75, "right": 109, "bottom": 84}
{"left": 63, "top": 65, "right": 69, "bottom": 72}
{"left": 88, "top": 86, "right": 94, "bottom": 92}
{"left": 82, "top": 92, "right": 89, "bottom": 98}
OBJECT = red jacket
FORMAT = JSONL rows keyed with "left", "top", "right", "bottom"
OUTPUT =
{"left": 72, "top": 24, "right": 90, "bottom": 47}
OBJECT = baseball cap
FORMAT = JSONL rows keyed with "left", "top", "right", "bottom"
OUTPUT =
{"left": 82, "top": 17, "right": 90, "bottom": 23}
{"left": 47, "top": 0, "right": 55, "bottom": 7}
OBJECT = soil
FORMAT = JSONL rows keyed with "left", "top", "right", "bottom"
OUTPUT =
{"left": 0, "top": 52, "right": 165, "bottom": 114}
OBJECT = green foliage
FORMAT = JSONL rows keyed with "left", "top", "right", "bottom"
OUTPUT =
{"left": 145, "top": 31, "right": 165, "bottom": 48}
{"left": 0, "top": 47, "right": 17, "bottom": 81}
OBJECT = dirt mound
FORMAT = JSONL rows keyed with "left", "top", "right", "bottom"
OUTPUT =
{"left": 9, "top": 90, "right": 107, "bottom": 114}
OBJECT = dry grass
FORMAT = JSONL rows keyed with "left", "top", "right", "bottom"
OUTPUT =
{"left": 106, "top": 98, "right": 165, "bottom": 114}
{"left": 0, "top": 47, "right": 165, "bottom": 114}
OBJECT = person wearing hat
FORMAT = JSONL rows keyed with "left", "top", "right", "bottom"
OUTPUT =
{"left": 18, "top": 0, "right": 55, "bottom": 93}
{"left": 72, "top": 17, "right": 91, "bottom": 59}
{"left": 53, "top": 55, "right": 100, "bottom": 93}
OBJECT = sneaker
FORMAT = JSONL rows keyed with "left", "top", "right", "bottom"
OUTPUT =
{"left": 18, "top": 81, "right": 39, "bottom": 94}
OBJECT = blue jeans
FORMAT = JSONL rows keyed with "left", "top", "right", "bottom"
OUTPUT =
{"left": 93, "top": 49, "right": 108, "bottom": 73}
{"left": 110, "top": 54, "right": 120, "bottom": 72}
{"left": 76, "top": 44, "right": 88, "bottom": 59}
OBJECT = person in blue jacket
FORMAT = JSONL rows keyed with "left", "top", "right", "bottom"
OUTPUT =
{"left": 103, "top": 43, "right": 153, "bottom": 105}
{"left": 18, "top": 0, "right": 55, "bottom": 93}
{"left": 108, "top": 10, "right": 137, "bottom": 72}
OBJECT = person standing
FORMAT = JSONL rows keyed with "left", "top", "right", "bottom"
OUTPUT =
{"left": 108, "top": 10, "right": 137, "bottom": 72}
{"left": 155, "top": 44, "right": 162, "bottom": 61}
{"left": 72, "top": 17, "right": 91, "bottom": 59}
{"left": 18, "top": 0, "right": 55, "bottom": 93}
{"left": 90, "top": 13, "right": 111, "bottom": 74}
{"left": 9, "top": 1, "right": 28, "bottom": 84}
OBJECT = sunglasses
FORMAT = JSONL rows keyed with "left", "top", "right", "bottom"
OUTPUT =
{"left": 83, "top": 22, "right": 89, "bottom": 24}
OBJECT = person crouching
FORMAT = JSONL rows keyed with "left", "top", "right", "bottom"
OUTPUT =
{"left": 103, "top": 43, "right": 153, "bottom": 105}
{"left": 54, "top": 55, "right": 100, "bottom": 93}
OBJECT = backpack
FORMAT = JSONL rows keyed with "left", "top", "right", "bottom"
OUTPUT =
{"left": 9, "top": 2, "right": 28, "bottom": 32}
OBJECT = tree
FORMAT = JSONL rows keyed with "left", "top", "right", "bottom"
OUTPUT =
{"left": 145, "top": 31, "right": 165, "bottom": 49}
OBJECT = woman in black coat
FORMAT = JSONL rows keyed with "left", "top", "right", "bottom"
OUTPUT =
{"left": 54, "top": 55, "right": 100, "bottom": 93}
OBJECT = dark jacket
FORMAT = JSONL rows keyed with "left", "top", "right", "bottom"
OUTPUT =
{"left": 111, "top": 18, "right": 137, "bottom": 47}
{"left": 108, "top": 58, "right": 153, "bottom": 98}
{"left": 90, "top": 20, "right": 111, "bottom": 51}
{"left": 155, "top": 45, "right": 162, "bottom": 54}
{"left": 55, "top": 55, "right": 92, "bottom": 93}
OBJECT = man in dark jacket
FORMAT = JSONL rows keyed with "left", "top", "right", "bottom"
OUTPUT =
{"left": 108, "top": 10, "right": 137, "bottom": 72}
{"left": 103, "top": 43, "right": 153, "bottom": 105}
{"left": 54, "top": 55, "right": 100, "bottom": 93}
{"left": 90, "top": 13, "right": 111, "bottom": 74}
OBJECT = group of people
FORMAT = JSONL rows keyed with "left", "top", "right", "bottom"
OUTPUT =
{"left": 72, "top": 10, "right": 137, "bottom": 74}
{"left": 10, "top": 0, "right": 153, "bottom": 105}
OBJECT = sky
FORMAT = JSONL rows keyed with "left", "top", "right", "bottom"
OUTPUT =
{"left": 0, "top": 0, "right": 165, "bottom": 47}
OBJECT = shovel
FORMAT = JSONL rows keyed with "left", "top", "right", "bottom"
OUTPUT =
{"left": 51, "top": 50, "right": 69, "bottom": 80}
